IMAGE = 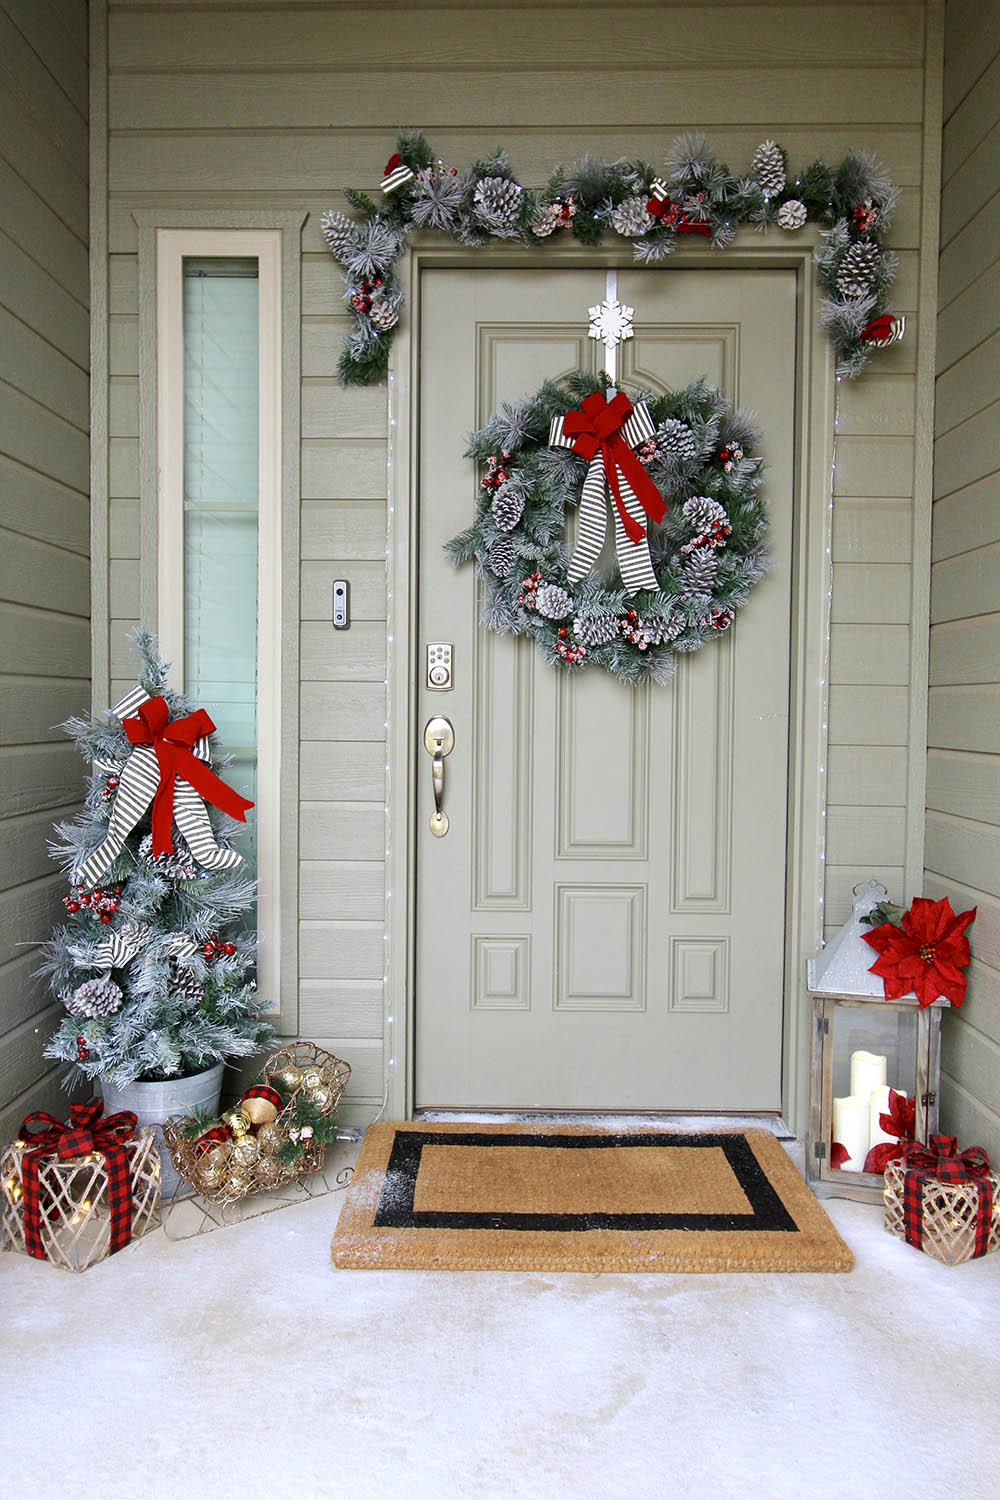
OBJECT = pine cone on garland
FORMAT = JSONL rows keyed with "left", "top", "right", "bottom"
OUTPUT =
{"left": 473, "top": 176, "right": 524, "bottom": 236}
{"left": 487, "top": 537, "right": 518, "bottom": 577}
{"left": 751, "top": 140, "right": 786, "bottom": 198}
{"left": 168, "top": 960, "right": 204, "bottom": 1009}
{"left": 680, "top": 548, "right": 718, "bottom": 599}
{"left": 534, "top": 582, "right": 574, "bottom": 620}
{"left": 572, "top": 613, "right": 621, "bottom": 648}
{"left": 66, "top": 976, "right": 124, "bottom": 1019}
{"left": 320, "top": 210, "right": 359, "bottom": 264}
{"left": 777, "top": 199, "right": 808, "bottom": 231}
{"left": 610, "top": 195, "right": 653, "bottom": 238}
{"left": 531, "top": 197, "right": 576, "bottom": 237}
{"left": 368, "top": 296, "right": 400, "bottom": 332}
{"left": 835, "top": 240, "right": 882, "bottom": 298}
{"left": 655, "top": 418, "right": 698, "bottom": 461}
{"left": 491, "top": 485, "right": 525, "bottom": 533}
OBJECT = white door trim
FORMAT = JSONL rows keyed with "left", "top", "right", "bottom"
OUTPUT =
{"left": 386, "top": 234, "right": 836, "bottom": 1136}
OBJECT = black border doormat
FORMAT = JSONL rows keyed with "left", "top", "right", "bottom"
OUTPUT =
{"left": 330, "top": 1122, "right": 853, "bottom": 1272}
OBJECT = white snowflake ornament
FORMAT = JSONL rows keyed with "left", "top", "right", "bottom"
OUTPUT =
{"left": 588, "top": 296, "right": 634, "bottom": 351}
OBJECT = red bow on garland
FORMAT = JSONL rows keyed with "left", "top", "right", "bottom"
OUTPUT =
{"left": 862, "top": 1089, "right": 916, "bottom": 1174}
{"left": 18, "top": 1101, "right": 138, "bottom": 1260}
{"left": 562, "top": 391, "right": 666, "bottom": 546}
{"left": 645, "top": 185, "right": 712, "bottom": 237}
{"left": 900, "top": 1135, "right": 993, "bottom": 1257}
{"left": 124, "top": 696, "right": 254, "bottom": 859}
{"left": 862, "top": 895, "right": 976, "bottom": 1009}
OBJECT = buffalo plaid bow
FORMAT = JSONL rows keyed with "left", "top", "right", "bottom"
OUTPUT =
{"left": 19, "top": 1101, "right": 138, "bottom": 1260}
{"left": 901, "top": 1135, "right": 993, "bottom": 1258}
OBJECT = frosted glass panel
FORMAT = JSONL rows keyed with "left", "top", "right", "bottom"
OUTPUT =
{"left": 182, "top": 259, "right": 258, "bottom": 860}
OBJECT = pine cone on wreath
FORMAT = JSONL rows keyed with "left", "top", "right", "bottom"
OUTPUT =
{"left": 66, "top": 976, "right": 125, "bottom": 1019}
{"left": 368, "top": 295, "right": 400, "bottom": 332}
{"left": 777, "top": 199, "right": 808, "bottom": 231}
{"left": 655, "top": 419, "right": 698, "bottom": 461}
{"left": 610, "top": 195, "right": 653, "bottom": 238}
{"left": 751, "top": 140, "right": 786, "bottom": 198}
{"left": 319, "top": 210, "right": 358, "bottom": 264}
{"left": 534, "top": 582, "right": 574, "bottom": 620}
{"left": 835, "top": 240, "right": 882, "bottom": 298}
{"left": 487, "top": 537, "right": 518, "bottom": 577}
{"left": 620, "top": 612, "right": 683, "bottom": 650}
{"left": 473, "top": 176, "right": 524, "bottom": 236}
{"left": 680, "top": 548, "right": 718, "bottom": 598}
{"left": 168, "top": 959, "right": 204, "bottom": 1009}
{"left": 572, "top": 613, "right": 621, "bottom": 649}
{"left": 682, "top": 495, "right": 728, "bottom": 532}
{"left": 491, "top": 485, "right": 525, "bottom": 533}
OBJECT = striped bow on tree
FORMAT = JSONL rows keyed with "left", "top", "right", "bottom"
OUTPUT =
{"left": 72, "top": 683, "right": 254, "bottom": 889}
{"left": 549, "top": 390, "right": 665, "bottom": 595}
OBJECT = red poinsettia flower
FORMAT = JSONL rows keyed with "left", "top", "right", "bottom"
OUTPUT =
{"left": 862, "top": 1089, "right": 916, "bottom": 1174}
{"left": 862, "top": 895, "right": 976, "bottom": 1008}
{"left": 830, "top": 1140, "right": 851, "bottom": 1169}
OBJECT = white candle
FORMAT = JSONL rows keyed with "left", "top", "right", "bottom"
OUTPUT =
{"left": 832, "top": 1095, "right": 870, "bottom": 1172}
{"left": 868, "top": 1085, "right": 896, "bottom": 1152}
{"left": 850, "top": 1049, "right": 887, "bottom": 1101}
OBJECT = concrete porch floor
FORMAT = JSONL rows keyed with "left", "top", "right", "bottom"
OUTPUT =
{"left": 2, "top": 1134, "right": 998, "bottom": 1500}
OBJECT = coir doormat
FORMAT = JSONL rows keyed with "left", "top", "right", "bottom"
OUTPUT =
{"left": 330, "top": 1122, "right": 852, "bottom": 1273}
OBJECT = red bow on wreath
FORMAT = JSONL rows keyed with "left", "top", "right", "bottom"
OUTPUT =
{"left": 900, "top": 1135, "right": 993, "bottom": 1257}
{"left": 19, "top": 1102, "right": 138, "bottom": 1260}
{"left": 124, "top": 696, "right": 254, "bottom": 859}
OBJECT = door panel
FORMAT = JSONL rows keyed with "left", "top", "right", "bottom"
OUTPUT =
{"left": 416, "top": 266, "right": 796, "bottom": 1110}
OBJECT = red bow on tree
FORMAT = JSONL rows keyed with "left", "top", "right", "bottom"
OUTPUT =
{"left": 862, "top": 1089, "right": 916, "bottom": 1174}
{"left": 19, "top": 1101, "right": 139, "bottom": 1260}
{"left": 862, "top": 895, "right": 976, "bottom": 1008}
{"left": 563, "top": 391, "right": 666, "bottom": 545}
{"left": 124, "top": 696, "right": 254, "bottom": 859}
{"left": 900, "top": 1135, "right": 993, "bottom": 1257}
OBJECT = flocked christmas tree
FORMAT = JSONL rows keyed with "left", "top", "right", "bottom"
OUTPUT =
{"left": 40, "top": 631, "right": 276, "bottom": 1087}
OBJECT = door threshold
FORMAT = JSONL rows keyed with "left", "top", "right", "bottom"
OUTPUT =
{"left": 414, "top": 1109, "right": 796, "bottom": 1141}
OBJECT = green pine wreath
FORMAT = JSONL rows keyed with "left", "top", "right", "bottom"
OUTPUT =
{"left": 446, "top": 372, "right": 769, "bottom": 685}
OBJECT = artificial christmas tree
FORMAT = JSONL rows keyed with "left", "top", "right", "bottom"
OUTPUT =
{"left": 38, "top": 632, "right": 276, "bottom": 1190}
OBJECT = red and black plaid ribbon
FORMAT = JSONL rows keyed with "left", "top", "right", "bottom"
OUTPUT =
{"left": 901, "top": 1135, "right": 993, "bottom": 1257}
{"left": 242, "top": 1084, "right": 283, "bottom": 1111}
{"left": 193, "top": 1124, "right": 232, "bottom": 1159}
{"left": 18, "top": 1101, "right": 138, "bottom": 1260}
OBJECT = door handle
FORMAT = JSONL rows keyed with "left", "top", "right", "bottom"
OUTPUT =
{"left": 423, "top": 716, "right": 455, "bottom": 837}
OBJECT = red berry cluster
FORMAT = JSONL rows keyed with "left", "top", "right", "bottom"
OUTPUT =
{"left": 202, "top": 934, "right": 238, "bottom": 960}
{"left": 681, "top": 519, "right": 733, "bottom": 555}
{"left": 550, "top": 195, "right": 576, "bottom": 227}
{"left": 351, "top": 276, "right": 383, "bottom": 315}
{"left": 706, "top": 609, "right": 733, "bottom": 632}
{"left": 76, "top": 1034, "right": 88, "bottom": 1061}
{"left": 517, "top": 572, "right": 542, "bottom": 608}
{"left": 555, "top": 627, "right": 586, "bottom": 665}
{"left": 63, "top": 885, "right": 123, "bottom": 924}
{"left": 637, "top": 436, "right": 658, "bottom": 466}
{"left": 853, "top": 197, "right": 879, "bottom": 234}
{"left": 102, "top": 775, "right": 120, "bottom": 801}
{"left": 480, "top": 451, "right": 511, "bottom": 491}
{"left": 719, "top": 444, "right": 744, "bottom": 473}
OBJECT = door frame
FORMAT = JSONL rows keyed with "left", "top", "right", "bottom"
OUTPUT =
{"left": 385, "top": 232, "right": 837, "bottom": 1135}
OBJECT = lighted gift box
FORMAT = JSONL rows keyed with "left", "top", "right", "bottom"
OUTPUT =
{"left": 807, "top": 881, "right": 947, "bottom": 1207}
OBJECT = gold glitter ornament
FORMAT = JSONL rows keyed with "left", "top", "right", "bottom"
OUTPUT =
{"left": 255, "top": 1158, "right": 282, "bottom": 1188}
{"left": 274, "top": 1066, "right": 302, "bottom": 1095}
{"left": 197, "top": 1148, "right": 229, "bottom": 1189}
{"left": 300, "top": 1068, "right": 323, "bottom": 1091}
{"left": 256, "top": 1122, "right": 282, "bottom": 1157}
{"left": 308, "top": 1084, "right": 334, "bottom": 1114}
{"left": 232, "top": 1137, "right": 260, "bottom": 1168}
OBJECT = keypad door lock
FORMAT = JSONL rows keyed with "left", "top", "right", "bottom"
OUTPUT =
{"left": 426, "top": 642, "right": 453, "bottom": 690}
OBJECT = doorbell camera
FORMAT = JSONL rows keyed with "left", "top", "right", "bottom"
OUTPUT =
{"left": 333, "top": 579, "right": 350, "bottom": 630}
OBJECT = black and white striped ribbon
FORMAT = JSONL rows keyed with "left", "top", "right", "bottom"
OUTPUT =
{"left": 72, "top": 686, "right": 244, "bottom": 888}
{"left": 381, "top": 162, "right": 415, "bottom": 195}
{"left": 550, "top": 397, "right": 658, "bottom": 595}
{"left": 71, "top": 924, "right": 199, "bottom": 974}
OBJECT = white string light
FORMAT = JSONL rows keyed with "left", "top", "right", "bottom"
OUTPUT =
{"left": 816, "top": 373, "right": 841, "bottom": 948}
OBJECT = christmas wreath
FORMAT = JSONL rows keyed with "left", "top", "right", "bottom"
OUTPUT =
{"left": 322, "top": 130, "right": 902, "bottom": 386}
{"left": 446, "top": 371, "right": 767, "bottom": 684}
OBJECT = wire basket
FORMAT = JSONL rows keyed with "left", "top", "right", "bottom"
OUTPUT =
{"left": 163, "top": 1042, "right": 351, "bottom": 1205}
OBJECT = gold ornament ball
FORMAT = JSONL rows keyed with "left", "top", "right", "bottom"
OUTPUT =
{"left": 308, "top": 1084, "right": 334, "bottom": 1115}
{"left": 255, "top": 1157, "right": 282, "bottom": 1188}
{"left": 300, "top": 1067, "right": 323, "bottom": 1092}
{"left": 256, "top": 1122, "right": 282, "bottom": 1157}
{"left": 232, "top": 1137, "right": 260, "bottom": 1168}
{"left": 241, "top": 1095, "right": 279, "bottom": 1128}
{"left": 274, "top": 1066, "right": 302, "bottom": 1095}
{"left": 197, "top": 1144, "right": 230, "bottom": 1188}
{"left": 223, "top": 1108, "right": 252, "bottom": 1138}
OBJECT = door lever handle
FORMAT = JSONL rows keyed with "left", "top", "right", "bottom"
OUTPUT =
{"left": 423, "top": 716, "right": 455, "bottom": 837}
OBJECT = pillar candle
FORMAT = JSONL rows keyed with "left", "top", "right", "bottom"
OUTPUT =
{"left": 868, "top": 1085, "right": 897, "bottom": 1152}
{"left": 832, "top": 1095, "right": 870, "bottom": 1172}
{"left": 850, "top": 1049, "right": 887, "bottom": 1101}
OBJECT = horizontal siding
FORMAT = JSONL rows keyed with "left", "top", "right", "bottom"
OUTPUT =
{"left": 928, "top": 0, "right": 1000, "bottom": 1161}
{"left": 0, "top": 0, "right": 89, "bottom": 1125}
{"left": 102, "top": 0, "right": 934, "bottom": 1120}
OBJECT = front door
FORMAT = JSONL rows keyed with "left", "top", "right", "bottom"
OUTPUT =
{"left": 415, "top": 265, "right": 796, "bottom": 1111}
